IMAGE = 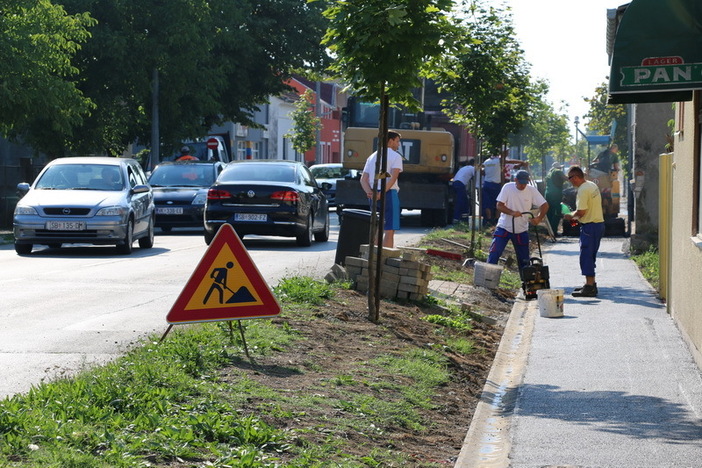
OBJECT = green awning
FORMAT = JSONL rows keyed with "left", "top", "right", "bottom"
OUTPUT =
{"left": 608, "top": 0, "right": 702, "bottom": 104}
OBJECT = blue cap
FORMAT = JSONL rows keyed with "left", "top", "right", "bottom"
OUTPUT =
{"left": 515, "top": 170, "right": 530, "bottom": 184}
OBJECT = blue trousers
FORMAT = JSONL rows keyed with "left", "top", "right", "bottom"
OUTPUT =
{"left": 487, "top": 227, "right": 531, "bottom": 270}
{"left": 482, "top": 181, "right": 501, "bottom": 223}
{"left": 579, "top": 222, "right": 605, "bottom": 277}
{"left": 452, "top": 180, "right": 470, "bottom": 221}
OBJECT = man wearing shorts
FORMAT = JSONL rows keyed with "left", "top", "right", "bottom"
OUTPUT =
{"left": 360, "top": 131, "right": 404, "bottom": 248}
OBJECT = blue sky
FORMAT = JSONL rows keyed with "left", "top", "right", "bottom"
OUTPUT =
{"left": 510, "top": 0, "right": 617, "bottom": 133}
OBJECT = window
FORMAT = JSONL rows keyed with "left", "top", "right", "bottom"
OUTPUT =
{"left": 236, "top": 141, "right": 262, "bottom": 160}
{"left": 236, "top": 141, "right": 247, "bottom": 160}
{"left": 300, "top": 166, "right": 315, "bottom": 187}
{"left": 127, "top": 166, "right": 138, "bottom": 188}
{"left": 131, "top": 163, "right": 147, "bottom": 185}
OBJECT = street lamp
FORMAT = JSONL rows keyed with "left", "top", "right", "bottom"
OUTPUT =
{"left": 574, "top": 116, "right": 580, "bottom": 145}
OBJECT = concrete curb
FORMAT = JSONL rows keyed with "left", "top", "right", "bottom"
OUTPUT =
{"left": 454, "top": 297, "right": 537, "bottom": 467}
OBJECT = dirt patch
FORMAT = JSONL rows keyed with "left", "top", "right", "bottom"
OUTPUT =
{"left": 216, "top": 231, "right": 522, "bottom": 466}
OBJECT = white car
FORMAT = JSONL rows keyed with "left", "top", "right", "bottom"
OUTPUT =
{"left": 309, "top": 163, "right": 358, "bottom": 206}
{"left": 13, "top": 157, "right": 155, "bottom": 255}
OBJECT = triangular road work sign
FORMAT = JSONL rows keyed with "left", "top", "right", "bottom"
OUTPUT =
{"left": 167, "top": 224, "right": 281, "bottom": 324}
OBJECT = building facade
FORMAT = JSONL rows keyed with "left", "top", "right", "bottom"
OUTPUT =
{"left": 608, "top": 0, "right": 702, "bottom": 369}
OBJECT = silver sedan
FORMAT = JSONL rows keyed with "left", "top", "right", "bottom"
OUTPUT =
{"left": 13, "top": 157, "right": 155, "bottom": 255}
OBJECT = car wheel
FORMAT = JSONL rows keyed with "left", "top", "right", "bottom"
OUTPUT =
{"left": 139, "top": 216, "right": 155, "bottom": 249}
{"left": 116, "top": 219, "right": 134, "bottom": 255}
{"left": 15, "top": 243, "right": 32, "bottom": 255}
{"left": 296, "top": 213, "right": 313, "bottom": 247}
{"left": 314, "top": 212, "right": 330, "bottom": 242}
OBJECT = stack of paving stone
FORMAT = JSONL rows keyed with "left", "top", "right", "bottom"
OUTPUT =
{"left": 342, "top": 245, "right": 433, "bottom": 300}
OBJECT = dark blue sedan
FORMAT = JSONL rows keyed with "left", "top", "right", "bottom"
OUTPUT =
{"left": 148, "top": 161, "right": 226, "bottom": 232}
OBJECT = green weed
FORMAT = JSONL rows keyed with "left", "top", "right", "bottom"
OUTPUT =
{"left": 500, "top": 269, "right": 522, "bottom": 289}
{"left": 331, "top": 374, "right": 356, "bottom": 386}
{"left": 445, "top": 337, "right": 477, "bottom": 354}
{"left": 430, "top": 263, "right": 473, "bottom": 283}
{"left": 423, "top": 313, "right": 473, "bottom": 331}
{"left": 632, "top": 246, "right": 660, "bottom": 291}
{"left": 374, "top": 349, "right": 449, "bottom": 389}
{"left": 274, "top": 276, "right": 335, "bottom": 305}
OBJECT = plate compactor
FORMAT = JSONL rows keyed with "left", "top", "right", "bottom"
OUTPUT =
{"left": 515, "top": 212, "right": 550, "bottom": 300}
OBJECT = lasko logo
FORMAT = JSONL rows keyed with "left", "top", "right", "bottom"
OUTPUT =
{"left": 620, "top": 56, "right": 702, "bottom": 87}
{"left": 167, "top": 224, "right": 281, "bottom": 324}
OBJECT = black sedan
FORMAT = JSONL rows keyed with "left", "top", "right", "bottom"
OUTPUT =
{"left": 204, "top": 160, "right": 330, "bottom": 246}
{"left": 148, "top": 161, "right": 225, "bottom": 231}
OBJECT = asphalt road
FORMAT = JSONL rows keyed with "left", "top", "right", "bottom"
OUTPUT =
{"left": 0, "top": 212, "right": 428, "bottom": 398}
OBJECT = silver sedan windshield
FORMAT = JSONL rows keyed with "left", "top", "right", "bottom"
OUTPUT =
{"left": 35, "top": 164, "right": 124, "bottom": 191}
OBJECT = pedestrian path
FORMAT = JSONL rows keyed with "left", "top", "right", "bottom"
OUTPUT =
{"left": 456, "top": 237, "right": 702, "bottom": 468}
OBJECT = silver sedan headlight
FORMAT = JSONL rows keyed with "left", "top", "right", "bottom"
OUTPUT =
{"left": 96, "top": 206, "right": 127, "bottom": 216}
{"left": 14, "top": 206, "right": 38, "bottom": 216}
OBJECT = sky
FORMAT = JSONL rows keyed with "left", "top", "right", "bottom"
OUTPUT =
{"left": 509, "top": 0, "right": 617, "bottom": 133}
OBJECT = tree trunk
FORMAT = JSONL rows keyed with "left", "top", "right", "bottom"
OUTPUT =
{"left": 367, "top": 89, "right": 389, "bottom": 323}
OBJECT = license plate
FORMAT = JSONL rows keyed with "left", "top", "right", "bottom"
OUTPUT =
{"left": 156, "top": 207, "right": 184, "bottom": 215}
{"left": 235, "top": 213, "right": 267, "bottom": 222}
{"left": 46, "top": 221, "right": 86, "bottom": 231}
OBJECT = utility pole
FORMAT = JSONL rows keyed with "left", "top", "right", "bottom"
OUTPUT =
{"left": 315, "top": 81, "right": 322, "bottom": 164}
{"left": 574, "top": 116, "right": 580, "bottom": 145}
{"left": 150, "top": 68, "right": 160, "bottom": 171}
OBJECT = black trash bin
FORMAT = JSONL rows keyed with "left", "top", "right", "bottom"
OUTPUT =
{"left": 335, "top": 209, "right": 373, "bottom": 265}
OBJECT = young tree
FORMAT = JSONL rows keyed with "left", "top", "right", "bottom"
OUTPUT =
{"left": 323, "top": 0, "right": 455, "bottom": 321}
{"left": 436, "top": 1, "right": 534, "bottom": 156}
{"left": 519, "top": 92, "right": 572, "bottom": 177}
{"left": 0, "top": 0, "right": 95, "bottom": 155}
{"left": 323, "top": 0, "right": 454, "bottom": 109}
{"left": 285, "top": 90, "right": 322, "bottom": 156}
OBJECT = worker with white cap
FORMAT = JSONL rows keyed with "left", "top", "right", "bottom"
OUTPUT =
{"left": 487, "top": 170, "right": 548, "bottom": 270}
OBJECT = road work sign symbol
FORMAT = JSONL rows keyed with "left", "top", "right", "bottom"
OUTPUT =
{"left": 167, "top": 224, "right": 281, "bottom": 324}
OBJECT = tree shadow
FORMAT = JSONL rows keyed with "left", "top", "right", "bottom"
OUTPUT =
{"left": 229, "top": 356, "right": 303, "bottom": 378}
{"left": 495, "top": 383, "right": 702, "bottom": 445}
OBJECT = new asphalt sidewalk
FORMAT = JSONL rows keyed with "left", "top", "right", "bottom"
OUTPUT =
{"left": 455, "top": 237, "right": 702, "bottom": 467}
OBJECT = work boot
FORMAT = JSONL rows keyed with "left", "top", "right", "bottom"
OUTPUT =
{"left": 574, "top": 282, "right": 598, "bottom": 295}
{"left": 572, "top": 284, "right": 598, "bottom": 297}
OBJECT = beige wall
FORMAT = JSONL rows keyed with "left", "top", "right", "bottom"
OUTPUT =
{"left": 669, "top": 93, "right": 702, "bottom": 369}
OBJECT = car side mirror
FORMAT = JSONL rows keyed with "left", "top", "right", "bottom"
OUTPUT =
{"left": 17, "top": 182, "right": 30, "bottom": 197}
{"left": 320, "top": 182, "right": 332, "bottom": 191}
{"left": 132, "top": 184, "right": 150, "bottom": 194}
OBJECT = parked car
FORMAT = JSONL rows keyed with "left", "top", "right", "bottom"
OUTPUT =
{"left": 148, "top": 160, "right": 226, "bottom": 231}
{"left": 204, "top": 160, "right": 331, "bottom": 246}
{"left": 309, "top": 163, "right": 358, "bottom": 206}
{"left": 13, "top": 157, "right": 154, "bottom": 255}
